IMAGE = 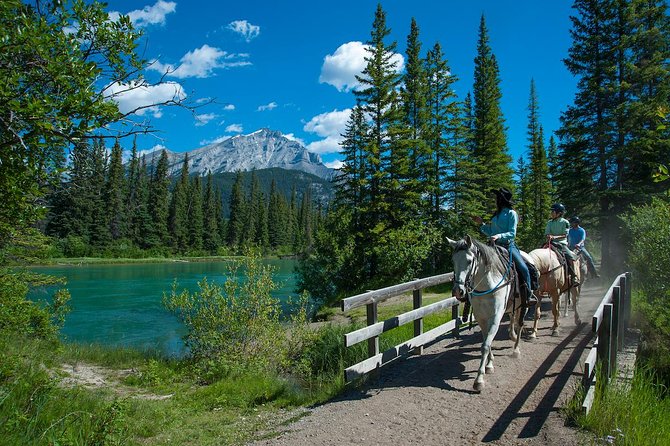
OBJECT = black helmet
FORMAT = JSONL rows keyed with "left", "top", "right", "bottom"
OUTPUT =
{"left": 569, "top": 216, "right": 580, "bottom": 224}
{"left": 551, "top": 203, "right": 566, "bottom": 213}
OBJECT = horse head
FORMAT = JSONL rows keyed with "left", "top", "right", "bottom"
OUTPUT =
{"left": 446, "top": 235, "right": 477, "bottom": 302}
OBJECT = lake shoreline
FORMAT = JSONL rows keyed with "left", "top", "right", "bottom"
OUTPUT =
{"left": 27, "top": 254, "right": 297, "bottom": 267}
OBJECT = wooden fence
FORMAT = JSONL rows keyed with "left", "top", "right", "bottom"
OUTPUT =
{"left": 340, "top": 272, "right": 458, "bottom": 382}
{"left": 581, "top": 272, "right": 632, "bottom": 414}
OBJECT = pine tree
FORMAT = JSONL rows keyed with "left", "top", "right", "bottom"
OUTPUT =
{"left": 88, "top": 138, "right": 111, "bottom": 248}
{"left": 105, "top": 139, "right": 126, "bottom": 240}
{"left": 423, "top": 41, "right": 462, "bottom": 224}
{"left": 353, "top": 4, "right": 402, "bottom": 275}
{"left": 524, "top": 80, "right": 552, "bottom": 248}
{"left": 202, "top": 172, "right": 220, "bottom": 253}
{"left": 188, "top": 175, "right": 204, "bottom": 251}
{"left": 146, "top": 150, "right": 170, "bottom": 248}
{"left": 472, "top": 15, "right": 514, "bottom": 211}
{"left": 168, "top": 153, "right": 189, "bottom": 251}
{"left": 227, "top": 171, "right": 247, "bottom": 248}
{"left": 125, "top": 138, "right": 140, "bottom": 241}
{"left": 134, "top": 156, "right": 153, "bottom": 249}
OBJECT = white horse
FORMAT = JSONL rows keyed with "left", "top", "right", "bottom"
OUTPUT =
{"left": 447, "top": 235, "right": 526, "bottom": 392}
{"left": 523, "top": 246, "right": 582, "bottom": 337}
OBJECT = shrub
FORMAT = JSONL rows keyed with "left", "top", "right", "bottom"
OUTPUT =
{"left": 625, "top": 197, "right": 670, "bottom": 382}
{"left": 0, "top": 269, "right": 70, "bottom": 339}
{"left": 163, "top": 248, "right": 287, "bottom": 382}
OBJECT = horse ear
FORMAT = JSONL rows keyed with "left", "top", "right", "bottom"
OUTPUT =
{"left": 445, "top": 236, "right": 459, "bottom": 249}
{"left": 464, "top": 234, "right": 473, "bottom": 247}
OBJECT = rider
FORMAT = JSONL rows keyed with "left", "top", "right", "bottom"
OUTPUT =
{"left": 545, "top": 203, "right": 580, "bottom": 286}
{"left": 568, "top": 216, "right": 600, "bottom": 278}
{"left": 472, "top": 188, "right": 538, "bottom": 306}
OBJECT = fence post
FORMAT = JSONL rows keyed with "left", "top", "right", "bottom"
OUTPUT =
{"left": 598, "top": 303, "right": 614, "bottom": 380}
{"left": 624, "top": 272, "right": 632, "bottom": 330}
{"left": 413, "top": 289, "right": 423, "bottom": 355}
{"left": 367, "top": 302, "right": 379, "bottom": 360}
{"left": 616, "top": 277, "right": 626, "bottom": 351}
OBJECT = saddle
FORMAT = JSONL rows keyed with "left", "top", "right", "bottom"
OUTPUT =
{"left": 545, "top": 241, "right": 575, "bottom": 287}
{"left": 491, "top": 244, "right": 538, "bottom": 297}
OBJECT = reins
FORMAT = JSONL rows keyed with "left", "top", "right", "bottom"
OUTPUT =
{"left": 455, "top": 243, "right": 513, "bottom": 297}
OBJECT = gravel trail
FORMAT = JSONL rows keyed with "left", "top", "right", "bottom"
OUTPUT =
{"left": 250, "top": 282, "right": 609, "bottom": 446}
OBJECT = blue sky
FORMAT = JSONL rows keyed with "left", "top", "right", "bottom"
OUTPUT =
{"left": 104, "top": 0, "right": 576, "bottom": 169}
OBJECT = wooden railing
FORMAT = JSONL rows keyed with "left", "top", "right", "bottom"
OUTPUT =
{"left": 340, "top": 272, "right": 458, "bottom": 382}
{"left": 581, "top": 272, "right": 632, "bottom": 414}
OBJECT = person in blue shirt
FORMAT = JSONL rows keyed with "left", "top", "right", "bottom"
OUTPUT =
{"left": 472, "top": 188, "right": 538, "bottom": 306}
{"left": 568, "top": 216, "right": 600, "bottom": 278}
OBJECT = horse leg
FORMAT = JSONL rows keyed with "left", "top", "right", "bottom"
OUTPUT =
{"left": 529, "top": 297, "right": 542, "bottom": 339}
{"left": 572, "top": 287, "right": 582, "bottom": 325}
{"left": 474, "top": 319, "right": 498, "bottom": 392}
{"left": 562, "top": 290, "right": 569, "bottom": 317}
{"left": 511, "top": 308, "right": 523, "bottom": 358}
{"left": 551, "top": 292, "right": 561, "bottom": 336}
{"left": 486, "top": 349, "right": 495, "bottom": 374}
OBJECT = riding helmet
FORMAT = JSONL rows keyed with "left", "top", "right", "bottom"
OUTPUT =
{"left": 569, "top": 216, "right": 581, "bottom": 224}
{"left": 551, "top": 203, "right": 566, "bottom": 213}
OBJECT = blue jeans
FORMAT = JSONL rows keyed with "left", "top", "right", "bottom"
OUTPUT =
{"left": 509, "top": 243, "right": 531, "bottom": 291}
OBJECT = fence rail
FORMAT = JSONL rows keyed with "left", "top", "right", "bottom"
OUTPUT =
{"left": 340, "top": 272, "right": 457, "bottom": 382}
{"left": 581, "top": 272, "right": 632, "bottom": 414}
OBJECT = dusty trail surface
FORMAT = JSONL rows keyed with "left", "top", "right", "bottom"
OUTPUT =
{"left": 251, "top": 282, "right": 608, "bottom": 446}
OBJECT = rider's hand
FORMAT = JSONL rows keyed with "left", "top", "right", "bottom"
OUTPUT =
{"left": 490, "top": 235, "right": 500, "bottom": 242}
{"left": 547, "top": 235, "right": 554, "bottom": 241}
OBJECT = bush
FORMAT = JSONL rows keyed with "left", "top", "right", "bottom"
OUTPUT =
{"left": 163, "top": 248, "right": 287, "bottom": 382}
{"left": 0, "top": 269, "right": 70, "bottom": 339}
{"left": 625, "top": 197, "right": 670, "bottom": 382}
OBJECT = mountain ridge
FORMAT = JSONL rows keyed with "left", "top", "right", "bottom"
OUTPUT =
{"left": 145, "top": 128, "right": 334, "bottom": 180}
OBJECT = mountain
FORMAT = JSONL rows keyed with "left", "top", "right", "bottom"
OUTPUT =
{"left": 147, "top": 128, "right": 334, "bottom": 180}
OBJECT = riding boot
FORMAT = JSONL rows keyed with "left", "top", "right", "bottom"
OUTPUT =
{"left": 522, "top": 284, "right": 537, "bottom": 306}
{"left": 568, "top": 262, "right": 580, "bottom": 287}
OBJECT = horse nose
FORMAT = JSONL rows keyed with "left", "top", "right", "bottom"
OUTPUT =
{"left": 452, "top": 285, "right": 464, "bottom": 299}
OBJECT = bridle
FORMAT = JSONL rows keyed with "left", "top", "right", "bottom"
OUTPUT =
{"left": 453, "top": 244, "right": 513, "bottom": 300}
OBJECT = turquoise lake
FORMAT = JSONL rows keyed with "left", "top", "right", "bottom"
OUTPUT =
{"left": 27, "top": 259, "right": 298, "bottom": 357}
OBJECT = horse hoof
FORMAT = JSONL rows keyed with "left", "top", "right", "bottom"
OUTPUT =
{"left": 485, "top": 365, "right": 494, "bottom": 374}
{"left": 575, "top": 318, "right": 582, "bottom": 325}
{"left": 511, "top": 349, "right": 520, "bottom": 358}
{"left": 552, "top": 329, "right": 560, "bottom": 336}
{"left": 473, "top": 381, "right": 485, "bottom": 392}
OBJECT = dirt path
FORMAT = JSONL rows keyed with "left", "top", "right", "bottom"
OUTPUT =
{"left": 251, "top": 282, "right": 609, "bottom": 446}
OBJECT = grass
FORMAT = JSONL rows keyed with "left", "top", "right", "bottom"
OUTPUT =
{"left": 567, "top": 367, "right": 670, "bottom": 445}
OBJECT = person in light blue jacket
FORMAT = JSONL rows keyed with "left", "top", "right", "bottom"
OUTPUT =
{"left": 472, "top": 188, "right": 538, "bottom": 306}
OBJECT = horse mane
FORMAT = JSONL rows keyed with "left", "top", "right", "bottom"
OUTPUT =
{"left": 454, "top": 236, "right": 506, "bottom": 275}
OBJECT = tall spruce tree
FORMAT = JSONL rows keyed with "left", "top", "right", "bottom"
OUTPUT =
{"left": 146, "top": 150, "right": 170, "bottom": 248}
{"left": 202, "top": 172, "right": 220, "bottom": 253}
{"left": 353, "top": 3, "right": 402, "bottom": 276}
{"left": 524, "top": 80, "right": 552, "bottom": 248}
{"left": 227, "top": 171, "right": 247, "bottom": 247}
{"left": 423, "top": 41, "right": 462, "bottom": 225}
{"left": 134, "top": 156, "right": 153, "bottom": 249}
{"left": 105, "top": 139, "right": 126, "bottom": 240}
{"left": 472, "top": 15, "right": 514, "bottom": 213}
{"left": 188, "top": 175, "right": 204, "bottom": 251}
{"left": 168, "top": 154, "right": 189, "bottom": 251}
{"left": 88, "top": 138, "right": 111, "bottom": 248}
{"left": 125, "top": 139, "right": 140, "bottom": 241}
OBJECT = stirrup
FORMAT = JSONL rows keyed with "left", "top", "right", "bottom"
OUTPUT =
{"left": 526, "top": 292, "right": 538, "bottom": 306}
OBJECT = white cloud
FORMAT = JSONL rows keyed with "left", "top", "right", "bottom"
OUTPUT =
{"left": 200, "top": 135, "right": 230, "bottom": 145}
{"left": 324, "top": 159, "right": 345, "bottom": 170}
{"left": 319, "top": 41, "right": 404, "bottom": 92}
{"left": 105, "top": 81, "right": 186, "bottom": 118}
{"left": 150, "top": 44, "right": 251, "bottom": 79}
{"left": 227, "top": 20, "right": 260, "bottom": 42}
{"left": 194, "top": 113, "right": 218, "bottom": 126}
{"left": 109, "top": 1, "right": 176, "bottom": 27}
{"left": 257, "top": 101, "right": 278, "bottom": 112}
{"left": 284, "top": 133, "right": 306, "bottom": 146}
{"left": 226, "top": 123, "right": 243, "bottom": 133}
{"left": 223, "top": 104, "right": 235, "bottom": 111}
{"left": 303, "top": 108, "right": 352, "bottom": 154}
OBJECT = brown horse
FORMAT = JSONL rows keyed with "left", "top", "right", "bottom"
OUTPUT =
{"left": 522, "top": 247, "right": 581, "bottom": 337}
